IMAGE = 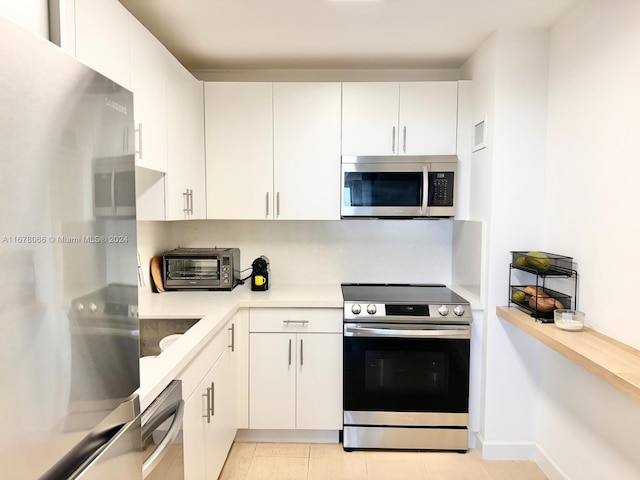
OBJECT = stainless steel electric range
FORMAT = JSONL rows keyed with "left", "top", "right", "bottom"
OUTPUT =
{"left": 341, "top": 283, "right": 471, "bottom": 452}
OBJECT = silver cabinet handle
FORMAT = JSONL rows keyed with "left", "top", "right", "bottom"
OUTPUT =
{"left": 210, "top": 382, "right": 215, "bottom": 416}
{"left": 135, "top": 123, "right": 143, "bottom": 159}
{"left": 228, "top": 323, "right": 235, "bottom": 352}
{"left": 403, "top": 126, "right": 407, "bottom": 153}
{"left": 189, "top": 189, "right": 194, "bottom": 215}
{"left": 300, "top": 339, "right": 304, "bottom": 366}
{"left": 288, "top": 338, "right": 292, "bottom": 366}
{"left": 392, "top": 126, "right": 396, "bottom": 153}
{"left": 202, "top": 387, "right": 212, "bottom": 423}
{"left": 276, "top": 192, "right": 280, "bottom": 218}
{"left": 183, "top": 189, "right": 189, "bottom": 215}
{"left": 283, "top": 320, "right": 309, "bottom": 326}
{"left": 266, "top": 192, "right": 270, "bottom": 217}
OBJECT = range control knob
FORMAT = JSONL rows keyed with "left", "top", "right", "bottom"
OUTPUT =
{"left": 76, "top": 303, "right": 84, "bottom": 312}
{"left": 453, "top": 305, "right": 466, "bottom": 317}
{"left": 366, "top": 304, "right": 377, "bottom": 315}
{"left": 89, "top": 303, "right": 98, "bottom": 313}
{"left": 437, "top": 305, "right": 449, "bottom": 316}
{"left": 351, "top": 304, "right": 361, "bottom": 315}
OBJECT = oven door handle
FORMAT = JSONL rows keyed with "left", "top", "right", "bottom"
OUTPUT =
{"left": 142, "top": 399, "right": 184, "bottom": 479}
{"left": 344, "top": 326, "right": 470, "bottom": 339}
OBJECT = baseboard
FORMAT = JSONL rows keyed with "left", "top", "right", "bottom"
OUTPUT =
{"left": 475, "top": 434, "right": 570, "bottom": 479}
{"left": 234, "top": 429, "right": 340, "bottom": 443}
{"left": 475, "top": 433, "right": 537, "bottom": 460}
{"left": 535, "top": 444, "right": 570, "bottom": 480}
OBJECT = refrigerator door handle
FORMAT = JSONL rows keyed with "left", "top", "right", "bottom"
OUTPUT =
{"left": 142, "top": 400, "right": 184, "bottom": 479}
{"left": 39, "top": 396, "right": 140, "bottom": 480}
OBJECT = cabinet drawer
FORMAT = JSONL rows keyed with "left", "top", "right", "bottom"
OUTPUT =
{"left": 249, "top": 308, "right": 342, "bottom": 333}
{"left": 178, "top": 321, "right": 230, "bottom": 400}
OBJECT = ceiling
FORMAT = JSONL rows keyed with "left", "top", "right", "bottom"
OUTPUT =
{"left": 118, "top": 0, "right": 580, "bottom": 71}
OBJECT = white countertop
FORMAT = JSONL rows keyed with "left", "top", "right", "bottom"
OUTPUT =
{"left": 137, "top": 283, "right": 343, "bottom": 410}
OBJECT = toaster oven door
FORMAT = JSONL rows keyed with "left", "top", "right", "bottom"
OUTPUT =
{"left": 164, "top": 257, "right": 221, "bottom": 288}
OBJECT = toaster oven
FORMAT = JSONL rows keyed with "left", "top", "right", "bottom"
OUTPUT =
{"left": 162, "top": 248, "right": 240, "bottom": 291}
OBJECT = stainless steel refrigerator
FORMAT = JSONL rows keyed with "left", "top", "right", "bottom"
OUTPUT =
{"left": 0, "top": 15, "right": 141, "bottom": 479}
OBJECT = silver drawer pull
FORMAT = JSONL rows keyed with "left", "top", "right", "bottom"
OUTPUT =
{"left": 283, "top": 320, "right": 309, "bottom": 326}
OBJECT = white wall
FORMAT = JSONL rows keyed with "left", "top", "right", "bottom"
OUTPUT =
{"left": 460, "top": 29, "right": 551, "bottom": 459}
{"left": 137, "top": 218, "right": 454, "bottom": 300}
{"left": 0, "top": 0, "right": 49, "bottom": 38}
{"left": 152, "top": 219, "right": 455, "bottom": 286}
{"left": 537, "top": 1, "right": 640, "bottom": 478}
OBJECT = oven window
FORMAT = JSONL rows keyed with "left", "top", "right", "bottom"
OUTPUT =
{"left": 365, "top": 350, "right": 448, "bottom": 394}
{"left": 166, "top": 258, "right": 219, "bottom": 280}
{"left": 343, "top": 172, "right": 422, "bottom": 207}
{"left": 344, "top": 336, "right": 469, "bottom": 413}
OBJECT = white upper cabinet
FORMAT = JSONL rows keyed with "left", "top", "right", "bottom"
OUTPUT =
{"left": 342, "top": 82, "right": 400, "bottom": 156}
{"left": 129, "top": 16, "right": 168, "bottom": 173}
{"left": 165, "top": 56, "right": 206, "bottom": 220}
{"left": 273, "top": 83, "right": 342, "bottom": 220}
{"left": 342, "top": 81, "right": 458, "bottom": 156}
{"left": 205, "top": 82, "right": 274, "bottom": 220}
{"left": 74, "top": 0, "right": 130, "bottom": 89}
{"left": 205, "top": 82, "right": 342, "bottom": 221}
{"left": 399, "top": 82, "right": 458, "bottom": 155}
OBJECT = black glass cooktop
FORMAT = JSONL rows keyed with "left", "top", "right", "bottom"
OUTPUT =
{"left": 341, "top": 283, "right": 469, "bottom": 305}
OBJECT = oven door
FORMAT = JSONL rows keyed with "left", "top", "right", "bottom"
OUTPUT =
{"left": 164, "top": 256, "right": 221, "bottom": 289}
{"left": 343, "top": 323, "right": 470, "bottom": 415}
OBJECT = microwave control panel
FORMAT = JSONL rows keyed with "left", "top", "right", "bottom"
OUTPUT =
{"left": 428, "top": 171, "right": 454, "bottom": 206}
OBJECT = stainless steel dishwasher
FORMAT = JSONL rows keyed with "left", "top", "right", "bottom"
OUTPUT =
{"left": 142, "top": 381, "right": 185, "bottom": 480}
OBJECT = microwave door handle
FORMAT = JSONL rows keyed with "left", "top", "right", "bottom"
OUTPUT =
{"left": 110, "top": 166, "right": 116, "bottom": 214}
{"left": 421, "top": 165, "right": 429, "bottom": 215}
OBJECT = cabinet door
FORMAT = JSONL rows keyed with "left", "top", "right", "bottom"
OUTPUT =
{"left": 249, "top": 333, "right": 296, "bottom": 429}
{"left": 296, "top": 334, "right": 343, "bottom": 430}
{"left": 206, "top": 347, "right": 238, "bottom": 480}
{"left": 399, "top": 81, "right": 458, "bottom": 155}
{"left": 129, "top": 16, "right": 167, "bottom": 172}
{"left": 165, "top": 56, "right": 205, "bottom": 220}
{"left": 341, "top": 82, "right": 400, "bottom": 156}
{"left": 182, "top": 379, "right": 208, "bottom": 480}
{"left": 75, "top": 0, "right": 130, "bottom": 89}
{"left": 205, "top": 82, "right": 273, "bottom": 219}
{"left": 273, "top": 83, "right": 342, "bottom": 220}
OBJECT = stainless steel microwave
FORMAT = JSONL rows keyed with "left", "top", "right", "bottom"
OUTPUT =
{"left": 341, "top": 155, "right": 457, "bottom": 218}
{"left": 163, "top": 248, "right": 241, "bottom": 291}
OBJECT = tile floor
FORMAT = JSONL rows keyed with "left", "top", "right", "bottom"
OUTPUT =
{"left": 219, "top": 443, "right": 548, "bottom": 480}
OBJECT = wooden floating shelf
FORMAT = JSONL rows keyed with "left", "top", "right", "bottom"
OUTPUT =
{"left": 496, "top": 306, "right": 640, "bottom": 404}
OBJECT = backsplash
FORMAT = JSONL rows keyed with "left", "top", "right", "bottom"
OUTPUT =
{"left": 137, "top": 219, "right": 454, "bottom": 288}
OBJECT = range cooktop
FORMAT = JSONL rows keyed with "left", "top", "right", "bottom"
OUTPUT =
{"left": 341, "top": 283, "right": 469, "bottom": 305}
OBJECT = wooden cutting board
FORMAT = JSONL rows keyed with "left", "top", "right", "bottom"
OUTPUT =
{"left": 150, "top": 256, "right": 164, "bottom": 292}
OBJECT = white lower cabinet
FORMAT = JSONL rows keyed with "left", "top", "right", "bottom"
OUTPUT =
{"left": 181, "top": 318, "right": 238, "bottom": 480}
{"left": 249, "top": 309, "right": 343, "bottom": 430}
